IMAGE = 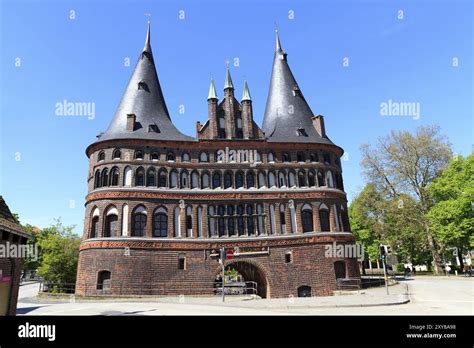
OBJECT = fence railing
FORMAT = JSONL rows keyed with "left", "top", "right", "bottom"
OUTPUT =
{"left": 39, "top": 280, "right": 258, "bottom": 297}
{"left": 39, "top": 282, "right": 76, "bottom": 294}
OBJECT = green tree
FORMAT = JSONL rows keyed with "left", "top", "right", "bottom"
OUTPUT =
{"left": 427, "top": 153, "right": 474, "bottom": 270}
{"left": 350, "top": 184, "right": 429, "bottom": 271}
{"left": 360, "top": 125, "right": 452, "bottom": 273}
{"left": 36, "top": 220, "right": 80, "bottom": 284}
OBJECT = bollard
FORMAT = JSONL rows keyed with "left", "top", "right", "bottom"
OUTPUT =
{"left": 455, "top": 270, "right": 458, "bottom": 276}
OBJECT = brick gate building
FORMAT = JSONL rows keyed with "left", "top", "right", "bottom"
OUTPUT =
{"left": 75, "top": 22, "right": 360, "bottom": 298}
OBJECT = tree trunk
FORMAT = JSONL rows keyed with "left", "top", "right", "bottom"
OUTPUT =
{"left": 425, "top": 225, "right": 443, "bottom": 274}
{"left": 457, "top": 247, "right": 464, "bottom": 273}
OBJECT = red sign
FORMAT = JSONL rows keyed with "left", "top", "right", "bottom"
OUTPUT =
{"left": 226, "top": 250, "right": 234, "bottom": 260}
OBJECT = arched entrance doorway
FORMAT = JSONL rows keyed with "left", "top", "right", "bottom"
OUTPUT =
{"left": 218, "top": 260, "right": 270, "bottom": 298}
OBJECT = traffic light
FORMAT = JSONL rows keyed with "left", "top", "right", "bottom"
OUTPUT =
{"left": 386, "top": 245, "right": 392, "bottom": 254}
{"left": 380, "top": 244, "right": 386, "bottom": 256}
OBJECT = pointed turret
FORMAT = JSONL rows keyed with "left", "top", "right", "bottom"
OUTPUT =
{"left": 224, "top": 67, "right": 234, "bottom": 90}
{"left": 241, "top": 80, "right": 252, "bottom": 102}
{"left": 97, "top": 21, "right": 193, "bottom": 142}
{"left": 207, "top": 79, "right": 218, "bottom": 100}
{"left": 262, "top": 30, "right": 333, "bottom": 144}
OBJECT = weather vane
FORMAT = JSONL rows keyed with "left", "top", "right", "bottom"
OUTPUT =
{"left": 275, "top": 22, "right": 279, "bottom": 33}
{"left": 144, "top": 13, "right": 152, "bottom": 23}
{"left": 225, "top": 58, "right": 230, "bottom": 69}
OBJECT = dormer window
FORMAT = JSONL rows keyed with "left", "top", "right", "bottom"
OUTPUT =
{"left": 148, "top": 124, "right": 160, "bottom": 133}
{"left": 297, "top": 128, "right": 308, "bottom": 137}
{"left": 292, "top": 85, "right": 301, "bottom": 97}
{"left": 138, "top": 81, "right": 149, "bottom": 92}
{"left": 151, "top": 152, "right": 159, "bottom": 161}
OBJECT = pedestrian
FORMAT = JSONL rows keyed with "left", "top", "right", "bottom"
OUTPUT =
{"left": 445, "top": 264, "right": 451, "bottom": 277}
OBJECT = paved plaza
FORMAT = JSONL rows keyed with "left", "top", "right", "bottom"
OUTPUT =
{"left": 16, "top": 276, "right": 473, "bottom": 315}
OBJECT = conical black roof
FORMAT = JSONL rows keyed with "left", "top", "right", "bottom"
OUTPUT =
{"left": 262, "top": 31, "right": 333, "bottom": 144}
{"left": 97, "top": 23, "right": 194, "bottom": 142}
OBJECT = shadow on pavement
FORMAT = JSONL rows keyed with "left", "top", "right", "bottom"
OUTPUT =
{"left": 16, "top": 306, "right": 48, "bottom": 315}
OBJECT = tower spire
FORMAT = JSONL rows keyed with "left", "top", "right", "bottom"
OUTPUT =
{"left": 224, "top": 59, "right": 234, "bottom": 90}
{"left": 208, "top": 79, "right": 218, "bottom": 100}
{"left": 143, "top": 14, "right": 152, "bottom": 53}
{"left": 275, "top": 24, "right": 282, "bottom": 52}
{"left": 242, "top": 80, "right": 252, "bottom": 101}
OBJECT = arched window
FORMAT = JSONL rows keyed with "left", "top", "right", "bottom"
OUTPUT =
{"left": 246, "top": 205, "right": 255, "bottom": 235}
{"left": 258, "top": 171, "right": 266, "bottom": 188}
{"left": 326, "top": 170, "right": 334, "bottom": 188}
{"left": 112, "top": 149, "right": 121, "bottom": 160}
{"left": 297, "top": 152, "right": 305, "bottom": 162}
{"left": 334, "top": 261, "right": 346, "bottom": 279}
{"left": 186, "top": 206, "right": 192, "bottom": 237}
{"left": 246, "top": 171, "right": 255, "bottom": 188}
{"left": 170, "top": 170, "right": 178, "bottom": 188}
{"left": 97, "top": 270, "right": 111, "bottom": 290}
{"left": 317, "top": 171, "right": 325, "bottom": 187}
{"left": 218, "top": 115, "right": 226, "bottom": 138}
{"left": 237, "top": 205, "right": 245, "bottom": 236}
{"left": 90, "top": 215, "right": 99, "bottom": 238}
{"left": 217, "top": 205, "right": 225, "bottom": 237}
{"left": 132, "top": 207, "right": 146, "bottom": 237}
{"left": 182, "top": 152, "right": 191, "bottom": 162}
{"left": 123, "top": 166, "right": 132, "bottom": 186}
{"left": 146, "top": 168, "right": 156, "bottom": 187}
{"left": 153, "top": 208, "right": 168, "bottom": 237}
{"left": 341, "top": 205, "right": 350, "bottom": 232}
{"left": 167, "top": 152, "right": 175, "bottom": 162}
{"left": 308, "top": 171, "right": 316, "bottom": 187}
{"left": 280, "top": 204, "right": 286, "bottom": 233}
{"left": 202, "top": 172, "right": 210, "bottom": 188}
{"left": 268, "top": 171, "right": 276, "bottom": 188}
{"left": 212, "top": 172, "right": 221, "bottom": 189}
{"left": 288, "top": 171, "right": 296, "bottom": 187}
{"left": 135, "top": 151, "right": 144, "bottom": 160}
{"left": 227, "top": 206, "right": 235, "bottom": 236}
{"left": 101, "top": 169, "right": 109, "bottom": 187}
{"left": 268, "top": 152, "right": 275, "bottom": 162}
{"left": 224, "top": 172, "right": 233, "bottom": 189}
{"left": 135, "top": 167, "right": 145, "bottom": 186}
{"left": 282, "top": 152, "right": 290, "bottom": 162}
{"left": 199, "top": 152, "right": 209, "bottom": 163}
{"left": 298, "top": 171, "right": 306, "bottom": 187}
{"left": 151, "top": 152, "right": 159, "bottom": 161}
{"left": 335, "top": 173, "right": 344, "bottom": 190}
{"left": 310, "top": 153, "right": 318, "bottom": 162}
{"left": 235, "top": 171, "right": 244, "bottom": 189}
{"left": 191, "top": 171, "right": 199, "bottom": 189}
{"left": 94, "top": 170, "right": 101, "bottom": 189}
{"left": 98, "top": 151, "right": 105, "bottom": 162}
{"left": 301, "top": 205, "right": 313, "bottom": 233}
{"left": 235, "top": 116, "right": 243, "bottom": 138}
{"left": 278, "top": 172, "right": 286, "bottom": 187}
{"left": 158, "top": 169, "right": 167, "bottom": 188}
{"left": 181, "top": 171, "right": 189, "bottom": 188}
{"left": 323, "top": 152, "right": 331, "bottom": 164}
{"left": 255, "top": 151, "right": 262, "bottom": 163}
{"left": 104, "top": 207, "right": 118, "bottom": 237}
{"left": 319, "top": 205, "right": 330, "bottom": 232}
{"left": 110, "top": 167, "right": 119, "bottom": 186}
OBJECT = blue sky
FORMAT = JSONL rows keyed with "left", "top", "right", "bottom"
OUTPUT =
{"left": 1, "top": 0, "right": 472, "bottom": 234}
